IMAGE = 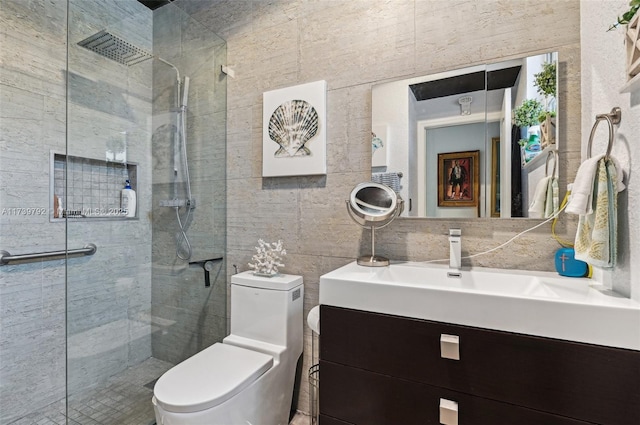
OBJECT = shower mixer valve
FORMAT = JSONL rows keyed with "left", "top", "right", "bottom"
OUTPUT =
{"left": 159, "top": 198, "right": 196, "bottom": 209}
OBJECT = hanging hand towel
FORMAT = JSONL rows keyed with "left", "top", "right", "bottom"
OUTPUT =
{"left": 528, "top": 176, "right": 552, "bottom": 218}
{"left": 566, "top": 154, "right": 625, "bottom": 215}
{"left": 565, "top": 154, "right": 603, "bottom": 215}
{"left": 544, "top": 177, "right": 559, "bottom": 218}
{"left": 574, "top": 159, "right": 621, "bottom": 268}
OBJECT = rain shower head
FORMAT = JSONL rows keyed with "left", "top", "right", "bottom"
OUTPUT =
{"left": 77, "top": 30, "right": 153, "bottom": 66}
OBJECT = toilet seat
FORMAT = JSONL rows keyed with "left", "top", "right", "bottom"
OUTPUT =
{"left": 154, "top": 343, "right": 273, "bottom": 413}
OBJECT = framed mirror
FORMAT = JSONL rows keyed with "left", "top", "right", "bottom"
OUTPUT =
{"left": 371, "top": 52, "right": 558, "bottom": 218}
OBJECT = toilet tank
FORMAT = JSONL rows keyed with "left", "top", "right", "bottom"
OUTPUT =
{"left": 230, "top": 272, "right": 303, "bottom": 350}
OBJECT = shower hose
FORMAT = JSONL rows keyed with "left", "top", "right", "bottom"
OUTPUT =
{"left": 175, "top": 204, "right": 193, "bottom": 261}
{"left": 175, "top": 95, "right": 194, "bottom": 261}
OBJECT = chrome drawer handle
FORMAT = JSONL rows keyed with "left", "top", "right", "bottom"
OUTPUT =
{"left": 440, "top": 334, "right": 460, "bottom": 360}
{"left": 439, "top": 398, "right": 459, "bottom": 425}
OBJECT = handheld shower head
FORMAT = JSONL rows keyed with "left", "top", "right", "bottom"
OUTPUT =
{"left": 181, "top": 77, "right": 190, "bottom": 109}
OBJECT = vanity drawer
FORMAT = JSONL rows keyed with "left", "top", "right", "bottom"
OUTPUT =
{"left": 320, "top": 360, "right": 591, "bottom": 425}
{"left": 320, "top": 305, "right": 640, "bottom": 425}
{"left": 319, "top": 414, "right": 353, "bottom": 425}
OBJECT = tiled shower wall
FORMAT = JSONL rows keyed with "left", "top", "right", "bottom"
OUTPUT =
{"left": 173, "top": 0, "right": 581, "bottom": 414}
{"left": 0, "top": 0, "right": 153, "bottom": 422}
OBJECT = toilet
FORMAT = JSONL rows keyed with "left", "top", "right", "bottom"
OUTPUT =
{"left": 152, "top": 271, "right": 304, "bottom": 425}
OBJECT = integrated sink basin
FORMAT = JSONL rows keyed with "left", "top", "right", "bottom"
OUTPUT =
{"left": 319, "top": 261, "right": 640, "bottom": 350}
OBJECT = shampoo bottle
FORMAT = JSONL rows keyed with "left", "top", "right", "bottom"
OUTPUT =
{"left": 121, "top": 180, "right": 136, "bottom": 218}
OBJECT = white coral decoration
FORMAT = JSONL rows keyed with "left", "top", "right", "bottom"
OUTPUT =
{"left": 248, "top": 239, "right": 286, "bottom": 276}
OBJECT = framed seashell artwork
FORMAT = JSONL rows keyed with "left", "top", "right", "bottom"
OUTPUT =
{"left": 262, "top": 80, "right": 327, "bottom": 177}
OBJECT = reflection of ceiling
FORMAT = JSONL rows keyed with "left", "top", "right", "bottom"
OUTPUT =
{"left": 137, "top": 0, "right": 173, "bottom": 10}
{"left": 487, "top": 67, "right": 521, "bottom": 90}
{"left": 410, "top": 71, "right": 485, "bottom": 101}
{"left": 409, "top": 67, "right": 521, "bottom": 101}
{"left": 411, "top": 66, "right": 522, "bottom": 122}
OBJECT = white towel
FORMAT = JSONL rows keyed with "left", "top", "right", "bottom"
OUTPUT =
{"left": 544, "top": 177, "right": 559, "bottom": 218}
{"left": 372, "top": 172, "right": 401, "bottom": 193}
{"left": 565, "top": 154, "right": 602, "bottom": 215}
{"left": 528, "top": 176, "right": 552, "bottom": 218}
{"left": 566, "top": 154, "right": 625, "bottom": 215}
{"left": 307, "top": 305, "right": 320, "bottom": 334}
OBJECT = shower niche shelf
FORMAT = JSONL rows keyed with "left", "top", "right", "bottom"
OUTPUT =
{"left": 50, "top": 152, "right": 138, "bottom": 222}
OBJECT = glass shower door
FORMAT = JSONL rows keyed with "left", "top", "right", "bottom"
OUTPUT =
{"left": 0, "top": 0, "right": 225, "bottom": 423}
{"left": 65, "top": 1, "right": 158, "bottom": 423}
{"left": 0, "top": 1, "right": 68, "bottom": 423}
{"left": 65, "top": 1, "right": 226, "bottom": 424}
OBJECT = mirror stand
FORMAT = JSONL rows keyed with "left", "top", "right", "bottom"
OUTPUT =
{"left": 346, "top": 182, "right": 404, "bottom": 267}
{"left": 358, "top": 225, "right": 388, "bottom": 267}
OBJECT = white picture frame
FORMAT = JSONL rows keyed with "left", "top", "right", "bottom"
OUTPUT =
{"left": 262, "top": 80, "right": 327, "bottom": 177}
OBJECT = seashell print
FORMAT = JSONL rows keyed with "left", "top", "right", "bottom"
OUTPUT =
{"left": 268, "top": 99, "right": 319, "bottom": 157}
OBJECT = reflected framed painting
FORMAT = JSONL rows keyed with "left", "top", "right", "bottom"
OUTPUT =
{"left": 437, "top": 150, "right": 480, "bottom": 207}
{"left": 490, "top": 138, "right": 500, "bottom": 217}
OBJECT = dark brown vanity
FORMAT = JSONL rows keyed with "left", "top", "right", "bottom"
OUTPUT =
{"left": 319, "top": 305, "right": 640, "bottom": 425}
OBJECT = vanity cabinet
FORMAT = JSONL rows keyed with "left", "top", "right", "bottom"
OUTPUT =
{"left": 319, "top": 305, "right": 640, "bottom": 425}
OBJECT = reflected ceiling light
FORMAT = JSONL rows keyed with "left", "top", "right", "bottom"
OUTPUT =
{"left": 459, "top": 96, "right": 472, "bottom": 116}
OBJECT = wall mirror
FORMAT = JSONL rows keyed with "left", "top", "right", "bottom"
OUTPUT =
{"left": 371, "top": 52, "right": 559, "bottom": 219}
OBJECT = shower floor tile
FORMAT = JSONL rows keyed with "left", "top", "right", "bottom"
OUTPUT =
{"left": 14, "top": 357, "right": 313, "bottom": 425}
{"left": 9, "top": 357, "right": 173, "bottom": 425}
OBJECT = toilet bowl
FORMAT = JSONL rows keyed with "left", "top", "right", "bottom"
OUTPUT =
{"left": 152, "top": 272, "right": 303, "bottom": 425}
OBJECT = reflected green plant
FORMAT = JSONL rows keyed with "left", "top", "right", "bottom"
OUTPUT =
{"left": 608, "top": 0, "right": 640, "bottom": 31}
{"left": 513, "top": 99, "right": 544, "bottom": 128}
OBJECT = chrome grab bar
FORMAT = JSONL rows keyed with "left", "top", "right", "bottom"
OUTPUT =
{"left": 0, "top": 243, "right": 97, "bottom": 266}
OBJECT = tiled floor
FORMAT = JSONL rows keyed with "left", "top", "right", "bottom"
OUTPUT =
{"left": 8, "top": 357, "right": 173, "bottom": 425}
{"left": 10, "top": 356, "right": 314, "bottom": 425}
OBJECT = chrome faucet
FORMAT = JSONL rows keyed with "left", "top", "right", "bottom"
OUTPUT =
{"left": 449, "top": 229, "right": 462, "bottom": 270}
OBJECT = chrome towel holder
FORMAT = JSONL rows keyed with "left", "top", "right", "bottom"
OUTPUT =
{"left": 587, "top": 107, "right": 621, "bottom": 160}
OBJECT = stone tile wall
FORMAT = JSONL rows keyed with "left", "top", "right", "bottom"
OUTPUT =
{"left": 174, "top": 0, "right": 581, "bottom": 415}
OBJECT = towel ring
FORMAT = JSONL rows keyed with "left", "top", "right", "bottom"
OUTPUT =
{"left": 545, "top": 149, "right": 558, "bottom": 177}
{"left": 587, "top": 107, "right": 621, "bottom": 159}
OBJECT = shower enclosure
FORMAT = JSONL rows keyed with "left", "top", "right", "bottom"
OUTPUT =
{"left": 0, "top": 1, "right": 227, "bottom": 423}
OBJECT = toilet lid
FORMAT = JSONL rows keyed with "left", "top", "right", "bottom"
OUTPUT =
{"left": 154, "top": 343, "right": 273, "bottom": 413}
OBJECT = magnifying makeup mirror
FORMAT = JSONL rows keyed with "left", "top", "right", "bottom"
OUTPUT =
{"left": 346, "top": 182, "right": 404, "bottom": 267}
